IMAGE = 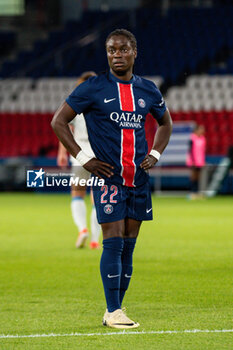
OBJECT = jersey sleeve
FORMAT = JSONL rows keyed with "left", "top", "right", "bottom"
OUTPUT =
{"left": 66, "top": 80, "right": 93, "bottom": 114}
{"left": 149, "top": 84, "right": 167, "bottom": 121}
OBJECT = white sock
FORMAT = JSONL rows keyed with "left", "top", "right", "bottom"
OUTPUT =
{"left": 90, "top": 206, "right": 101, "bottom": 242}
{"left": 71, "top": 197, "right": 87, "bottom": 232}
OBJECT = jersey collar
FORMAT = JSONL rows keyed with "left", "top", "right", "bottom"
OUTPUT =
{"left": 108, "top": 71, "right": 136, "bottom": 84}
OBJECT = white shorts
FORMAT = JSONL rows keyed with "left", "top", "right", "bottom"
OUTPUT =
{"left": 71, "top": 162, "right": 90, "bottom": 181}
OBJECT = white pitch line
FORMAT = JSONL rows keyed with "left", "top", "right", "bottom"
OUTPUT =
{"left": 0, "top": 329, "right": 232, "bottom": 339}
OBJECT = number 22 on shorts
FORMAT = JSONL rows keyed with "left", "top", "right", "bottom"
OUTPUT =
{"left": 100, "top": 185, "right": 118, "bottom": 204}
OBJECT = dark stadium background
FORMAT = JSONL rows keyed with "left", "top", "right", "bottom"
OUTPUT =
{"left": 0, "top": 0, "right": 232, "bottom": 194}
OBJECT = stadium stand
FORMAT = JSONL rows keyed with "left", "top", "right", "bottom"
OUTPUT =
{"left": 0, "top": 31, "right": 16, "bottom": 59}
{"left": 0, "top": 74, "right": 232, "bottom": 158}
{"left": 0, "top": 5, "right": 232, "bottom": 160}
{"left": 0, "top": 112, "right": 58, "bottom": 157}
{"left": 166, "top": 75, "right": 233, "bottom": 111}
{"left": 1, "top": 6, "right": 232, "bottom": 81}
{"left": 165, "top": 75, "right": 233, "bottom": 155}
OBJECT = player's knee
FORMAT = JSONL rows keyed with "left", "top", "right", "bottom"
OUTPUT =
{"left": 103, "top": 232, "right": 123, "bottom": 240}
{"left": 123, "top": 231, "right": 139, "bottom": 239}
{"left": 124, "top": 219, "right": 141, "bottom": 238}
{"left": 101, "top": 221, "right": 125, "bottom": 239}
{"left": 124, "top": 225, "right": 140, "bottom": 238}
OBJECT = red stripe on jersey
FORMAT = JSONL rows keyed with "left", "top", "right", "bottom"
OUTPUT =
{"left": 118, "top": 83, "right": 135, "bottom": 111}
{"left": 121, "top": 129, "right": 135, "bottom": 187}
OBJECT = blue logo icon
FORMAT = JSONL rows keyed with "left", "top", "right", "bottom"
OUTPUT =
{"left": 27, "top": 168, "right": 45, "bottom": 187}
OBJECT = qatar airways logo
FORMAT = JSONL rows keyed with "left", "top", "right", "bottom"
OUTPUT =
{"left": 110, "top": 112, "right": 143, "bottom": 128}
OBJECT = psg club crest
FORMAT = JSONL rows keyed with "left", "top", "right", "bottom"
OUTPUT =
{"left": 104, "top": 204, "right": 113, "bottom": 214}
{"left": 138, "top": 98, "right": 146, "bottom": 108}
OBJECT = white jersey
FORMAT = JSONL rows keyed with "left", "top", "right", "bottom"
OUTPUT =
{"left": 70, "top": 113, "right": 95, "bottom": 165}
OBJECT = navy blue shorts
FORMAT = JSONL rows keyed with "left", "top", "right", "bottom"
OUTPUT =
{"left": 92, "top": 181, "right": 153, "bottom": 224}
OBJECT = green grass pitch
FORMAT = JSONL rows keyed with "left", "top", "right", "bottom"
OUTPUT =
{"left": 0, "top": 193, "right": 232, "bottom": 349}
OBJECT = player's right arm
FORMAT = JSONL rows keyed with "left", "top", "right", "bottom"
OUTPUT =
{"left": 51, "top": 102, "right": 114, "bottom": 178}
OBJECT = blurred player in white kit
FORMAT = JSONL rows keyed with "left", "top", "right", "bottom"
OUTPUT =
{"left": 57, "top": 71, "right": 101, "bottom": 249}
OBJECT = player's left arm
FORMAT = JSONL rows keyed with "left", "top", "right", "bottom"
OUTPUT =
{"left": 140, "top": 109, "right": 172, "bottom": 170}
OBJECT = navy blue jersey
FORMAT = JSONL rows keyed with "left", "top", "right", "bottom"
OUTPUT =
{"left": 66, "top": 71, "right": 166, "bottom": 187}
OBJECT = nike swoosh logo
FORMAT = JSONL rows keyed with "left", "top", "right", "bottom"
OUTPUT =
{"left": 124, "top": 274, "right": 132, "bottom": 278}
{"left": 159, "top": 98, "right": 165, "bottom": 106}
{"left": 146, "top": 208, "right": 152, "bottom": 213}
{"left": 107, "top": 274, "right": 120, "bottom": 278}
{"left": 104, "top": 98, "right": 116, "bottom": 103}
